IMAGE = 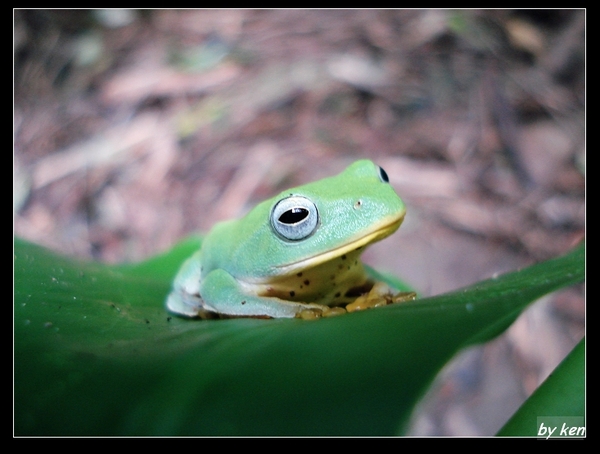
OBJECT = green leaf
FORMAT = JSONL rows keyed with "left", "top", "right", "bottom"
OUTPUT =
{"left": 497, "top": 337, "right": 585, "bottom": 436}
{"left": 14, "top": 237, "right": 584, "bottom": 435}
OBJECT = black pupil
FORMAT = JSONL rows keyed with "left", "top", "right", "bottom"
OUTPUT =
{"left": 279, "top": 207, "right": 309, "bottom": 224}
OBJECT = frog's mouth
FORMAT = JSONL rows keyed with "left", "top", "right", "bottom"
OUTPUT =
{"left": 273, "top": 212, "right": 405, "bottom": 276}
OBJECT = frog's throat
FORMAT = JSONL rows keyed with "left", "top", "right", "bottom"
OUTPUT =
{"left": 273, "top": 213, "right": 405, "bottom": 276}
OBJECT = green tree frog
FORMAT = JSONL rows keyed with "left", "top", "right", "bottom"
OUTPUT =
{"left": 166, "top": 159, "right": 411, "bottom": 319}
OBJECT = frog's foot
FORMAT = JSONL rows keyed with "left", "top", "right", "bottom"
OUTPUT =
{"left": 296, "top": 283, "right": 417, "bottom": 319}
{"left": 345, "top": 282, "right": 416, "bottom": 313}
{"left": 166, "top": 290, "right": 217, "bottom": 319}
{"left": 295, "top": 304, "right": 347, "bottom": 320}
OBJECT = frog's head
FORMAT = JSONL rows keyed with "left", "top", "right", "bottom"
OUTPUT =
{"left": 234, "top": 160, "right": 406, "bottom": 279}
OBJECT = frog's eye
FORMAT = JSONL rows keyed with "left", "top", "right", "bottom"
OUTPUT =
{"left": 378, "top": 166, "right": 389, "bottom": 183}
{"left": 271, "top": 195, "right": 319, "bottom": 241}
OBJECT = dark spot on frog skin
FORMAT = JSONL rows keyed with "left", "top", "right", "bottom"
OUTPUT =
{"left": 290, "top": 291, "right": 296, "bottom": 297}
{"left": 241, "top": 301, "right": 246, "bottom": 305}
{"left": 304, "top": 280, "right": 310, "bottom": 286}
{"left": 145, "top": 319, "right": 150, "bottom": 324}
{"left": 341, "top": 254, "right": 347, "bottom": 260}
{"left": 167, "top": 316, "right": 172, "bottom": 322}
{"left": 297, "top": 272, "right": 303, "bottom": 277}
{"left": 334, "top": 292, "right": 341, "bottom": 298}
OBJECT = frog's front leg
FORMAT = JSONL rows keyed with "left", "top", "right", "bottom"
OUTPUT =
{"left": 166, "top": 250, "right": 208, "bottom": 317}
{"left": 200, "top": 269, "right": 327, "bottom": 318}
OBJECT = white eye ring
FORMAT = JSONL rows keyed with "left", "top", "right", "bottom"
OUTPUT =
{"left": 271, "top": 195, "right": 319, "bottom": 241}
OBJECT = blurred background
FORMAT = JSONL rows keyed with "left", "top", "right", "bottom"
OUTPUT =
{"left": 14, "top": 9, "right": 585, "bottom": 435}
